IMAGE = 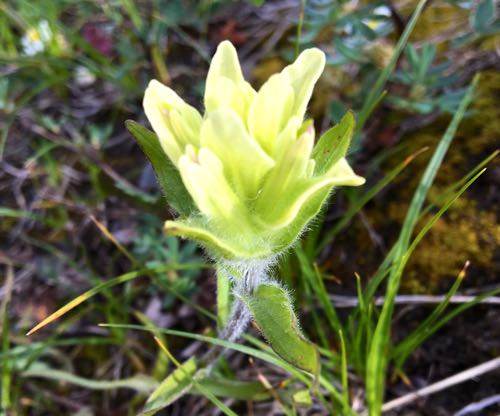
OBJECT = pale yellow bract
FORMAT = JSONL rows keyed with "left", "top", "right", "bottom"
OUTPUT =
{"left": 143, "top": 41, "right": 365, "bottom": 260}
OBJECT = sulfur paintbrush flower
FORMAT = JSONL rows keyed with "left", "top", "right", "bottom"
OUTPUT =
{"left": 143, "top": 40, "right": 365, "bottom": 261}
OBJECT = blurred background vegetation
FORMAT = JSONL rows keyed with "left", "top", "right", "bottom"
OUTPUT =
{"left": 0, "top": 0, "right": 498, "bottom": 414}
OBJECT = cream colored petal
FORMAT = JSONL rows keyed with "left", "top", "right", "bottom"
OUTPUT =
{"left": 169, "top": 105, "right": 202, "bottom": 148}
{"left": 257, "top": 125, "right": 314, "bottom": 214}
{"left": 281, "top": 48, "right": 325, "bottom": 120}
{"left": 144, "top": 79, "right": 185, "bottom": 111}
{"left": 238, "top": 80, "right": 257, "bottom": 110}
{"left": 205, "top": 41, "right": 248, "bottom": 113}
{"left": 143, "top": 79, "right": 202, "bottom": 164}
{"left": 204, "top": 75, "right": 256, "bottom": 121}
{"left": 273, "top": 116, "right": 302, "bottom": 159}
{"left": 206, "top": 41, "right": 244, "bottom": 86}
{"left": 178, "top": 149, "right": 244, "bottom": 221}
{"left": 204, "top": 76, "right": 237, "bottom": 113}
{"left": 201, "top": 108, "right": 275, "bottom": 198}
{"left": 248, "top": 74, "right": 295, "bottom": 155}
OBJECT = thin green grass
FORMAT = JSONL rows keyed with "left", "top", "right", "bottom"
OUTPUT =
{"left": 26, "top": 263, "right": 206, "bottom": 336}
{"left": 152, "top": 338, "right": 238, "bottom": 416}
{"left": 315, "top": 146, "right": 428, "bottom": 255}
{"left": 99, "top": 323, "right": 345, "bottom": 404}
{"left": 338, "top": 330, "right": 350, "bottom": 414}
{"left": 3, "top": 1, "right": 496, "bottom": 413}
{"left": 391, "top": 262, "right": 468, "bottom": 369}
{"left": 353, "top": 0, "right": 428, "bottom": 147}
{"left": 1, "top": 265, "right": 14, "bottom": 412}
{"left": 365, "top": 75, "right": 479, "bottom": 413}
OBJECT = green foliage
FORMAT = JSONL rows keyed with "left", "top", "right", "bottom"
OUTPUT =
{"left": 365, "top": 76, "right": 479, "bottom": 414}
{"left": 142, "top": 357, "right": 198, "bottom": 414}
{"left": 133, "top": 214, "right": 202, "bottom": 308}
{"left": 312, "top": 111, "right": 354, "bottom": 175}
{"left": 471, "top": 0, "right": 497, "bottom": 33}
{"left": 2, "top": 0, "right": 498, "bottom": 414}
{"left": 388, "top": 44, "right": 466, "bottom": 114}
{"left": 240, "top": 283, "right": 320, "bottom": 376}
{"left": 126, "top": 121, "right": 195, "bottom": 216}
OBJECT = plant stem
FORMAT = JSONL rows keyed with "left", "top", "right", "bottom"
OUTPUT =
{"left": 201, "top": 263, "right": 269, "bottom": 369}
{"left": 201, "top": 298, "right": 251, "bottom": 368}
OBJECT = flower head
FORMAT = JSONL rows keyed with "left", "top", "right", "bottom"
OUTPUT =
{"left": 143, "top": 41, "right": 365, "bottom": 260}
{"left": 21, "top": 20, "right": 67, "bottom": 57}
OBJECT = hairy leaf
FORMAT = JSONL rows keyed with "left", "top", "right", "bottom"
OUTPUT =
{"left": 312, "top": 111, "right": 354, "bottom": 176}
{"left": 241, "top": 284, "right": 320, "bottom": 376}
{"left": 126, "top": 120, "right": 195, "bottom": 216}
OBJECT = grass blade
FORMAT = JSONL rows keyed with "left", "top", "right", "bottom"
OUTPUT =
{"left": 100, "top": 323, "right": 344, "bottom": 403}
{"left": 26, "top": 265, "right": 180, "bottom": 336}
{"left": 23, "top": 365, "right": 157, "bottom": 392}
{"left": 317, "top": 147, "right": 427, "bottom": 254}
{"left": 145, "top": 337, "right": 238, "bottom": 416}
{"left": 365, "top": 75, "right": 479, "bottom": 413}
{"left": 338, "top": 330, "right": 350, "bottom": 413}
{"left": 353, "top": 0, "right": 428, "bottom": 146}
{"left": 1, "top": 264, "right": 14, "bottom": 412}
{"left": 392, "top": 262, "right": 469, "bottom": 369}
{"left": 296, "top": 247, "right": 343, "bottom": 335}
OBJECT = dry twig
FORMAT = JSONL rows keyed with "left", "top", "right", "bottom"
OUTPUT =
{"left": 330, "top": 294, "right": 500, "bottom": 308}
{"left": 380, "top": 357, "right": 500, "bottom": 413}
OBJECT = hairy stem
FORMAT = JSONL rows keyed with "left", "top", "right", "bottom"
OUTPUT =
{"left": 200, "top": 263, "right": 267, "bottom": 369}
{"left": 200, "top": 298, "right": 251, "bottom": 368}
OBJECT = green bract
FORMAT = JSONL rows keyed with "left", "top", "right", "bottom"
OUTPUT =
{"left": 143, "top": 41, "right": 365, "bottom": 260}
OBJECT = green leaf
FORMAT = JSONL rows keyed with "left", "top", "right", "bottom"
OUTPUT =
{"left": 100, "top": 322, "right": 344, "bottom": 404}
{"left": 216, "top": 267, "right": 232, "bottom": 328}
{"left": 354, "top": 0, "right": 428, "bottom": 148}
{"left": 356, "top": 21, "right": 377, "bottom": 40}
{"left": 23, "top": 363, "right": 157, "bottom": 392}
{"left": 240, "top": 283, "right": 320, "bottom": 376}
{"left": 194, "top": 377, "right": 269, "bottom": 401}
{"left": 142, "top": 357, "right": 197, "bottom": 415}
{"left": 293, "top": 389, "right": 312, "bottom": 406}
{"left": 365, "top": 75, "right": 479, "bottom": 414}
{"left": 471, "top": 0, "right": 495, "bottom": 32}
{"left": 125, "top": 120, "right": 195, "bottom": 216}
{"left": 333, "top": 38, "right": 365, "bottom": 63}
{"left": 312, "top": 111, "right": 354, "bottom": 176}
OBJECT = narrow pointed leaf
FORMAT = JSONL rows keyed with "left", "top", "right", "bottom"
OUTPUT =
{"left": 125, "top": 120, "right": 195, "bottom": 216}
{"left": 312, "top": 111, "right": 355, "bottom": 175}
{"left": 366, "top": 75, "right": 478, "bottom": 414}
{"left": 240, "top": 283, "right": 320, "bottom": 376}
{"left": 27, "top": 268, "right": 160, "bottom": 336}
{"left": 142, "top": 357, "right": 197, "bottom": 415}
{"left": 23, "top": 364, "right": 157, "bottom": 392}
{"left": 194, "top": 377, "right": 270, "bottom": 401}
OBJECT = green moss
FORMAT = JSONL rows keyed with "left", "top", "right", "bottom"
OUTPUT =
{"left": 403, "top": 198, "right": 499, "bottom": 293}
{"left": 367, "top": 71, "right": 499, "bottom": 293}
